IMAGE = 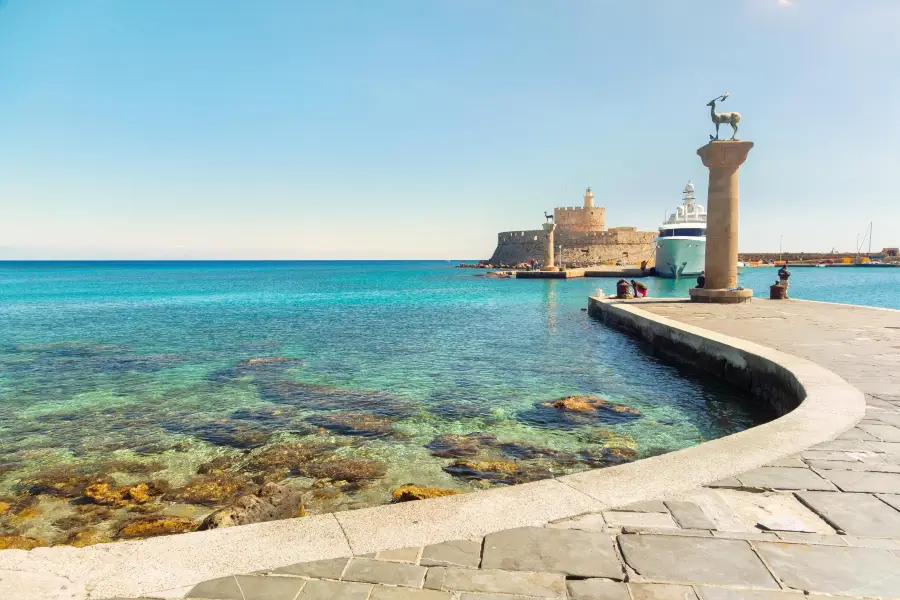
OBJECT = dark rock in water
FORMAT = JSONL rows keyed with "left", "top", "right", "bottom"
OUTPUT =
{"left": 208, "top": 357, "right": 304, "bottom": 384}
{"left": 198, "top": 483, "right": 304, "bottom": 530}
{"left": 517, "top": 396, "right": 642, "bottom": 430}
{"left": 22, "top": 467, "right": 112, "bottom": 498}
{"left": 578, "top": 446, "right": 638, "bottom": 467}
{"left": 298, "top": 459, "right": 388, "bottom": 483}
{"left": 392, "top": 484, "right": 460, "bottom": 502}
{"left": 496, "top": 442, "right": 579, "bottom": 466}
{"left": 196, "top": 455, "right": 242, "bottom": 476}
{"left": 65, "top": 527, "right": 112, "bottom": 548}
{"left": 166, "top": 420, "right": 273, "bottom": 450}
{"left": 240, "top": 357, "right": 304, "bottom": 368}
{"left": 425, "top": 433, "right": 497, "bottom": 458}
{"left": 116, "top": 516, "right": 197, "bottom": 539}
{"left": 97, "top": 460, "right": 165, "bottom": 475}
{"left": 442, "top": 460, "right": 520, "bottom": 484}
{"left": 165, "top": 474, "right": 255, "bottom": 506}
{"left": 243, "top": 441, "right": 344, "bottom": 474}
{"left": 0, "top": 535, "right": 45, "bottom": 550}
{"left": 258, "top": 381, "right": 416, "bottom": 417}
{"left": 643, "top": 447, "right": 670, "bottom": 458}
{"left": 306, "top": 412, "right": 396, "bottom": 438}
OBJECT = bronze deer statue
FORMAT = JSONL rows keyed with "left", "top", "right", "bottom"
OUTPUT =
{"left": 708, "top": 93, "right": 741, "bottom": 141}
{"left": 544, "top": 211, "right": 554, "bottom": 223}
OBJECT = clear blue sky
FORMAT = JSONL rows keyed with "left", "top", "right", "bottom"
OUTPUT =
{"left": 1, "top": 0, "right": 897, "bottom": 259}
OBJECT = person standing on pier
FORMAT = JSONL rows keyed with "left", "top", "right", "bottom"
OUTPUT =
{"left": 696, "top": 271, "right": 706, "bottom": 288}
{"left": 778, "top": 262, "right": 792, "bottom": 297}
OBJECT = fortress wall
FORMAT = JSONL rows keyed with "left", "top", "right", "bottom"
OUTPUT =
{"left": 489, "top": 230, "right": 546, "bottom": 265}
{"left": 488, "top": 228, "right": 656, "bottom": 267}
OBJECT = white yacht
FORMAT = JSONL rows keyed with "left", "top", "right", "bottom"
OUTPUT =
{"left": 655, "top": 182, "right": 706, "bottom": 278}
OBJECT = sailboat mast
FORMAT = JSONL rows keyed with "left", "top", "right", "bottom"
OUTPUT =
{"left": 869, "top": 221, "right": 872, "bottom": 256}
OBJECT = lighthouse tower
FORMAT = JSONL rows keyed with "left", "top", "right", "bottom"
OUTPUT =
{"left": 583, "top": 187, "right": 595, "bottom": 209}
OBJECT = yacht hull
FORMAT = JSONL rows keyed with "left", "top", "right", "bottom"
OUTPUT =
{"left": 655, "top": 237, "right": 705, "bottom": 278}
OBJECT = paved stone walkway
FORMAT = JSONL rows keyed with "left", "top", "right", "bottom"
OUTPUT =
{"left": 110, "top": 300, "right": 900, "bottom": 600}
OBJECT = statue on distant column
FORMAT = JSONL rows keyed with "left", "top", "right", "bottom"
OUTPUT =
{"left": 707, "top": 92, "right": 741, "bottom": 141}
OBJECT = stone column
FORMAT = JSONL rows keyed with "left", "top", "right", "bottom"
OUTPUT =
{"left": 541, "top": 223, "right": 560, "bottom": 271}
{"left": 690, "top": 140, "right": 754, "bottom": 303}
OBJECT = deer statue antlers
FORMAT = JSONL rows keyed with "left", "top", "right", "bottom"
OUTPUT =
{"left": 707, "top": 92, "right": 742, "bottom": 141}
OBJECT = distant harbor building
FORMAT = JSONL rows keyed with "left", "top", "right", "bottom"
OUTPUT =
{"left": 488, "top": 187, "right": 656, "bottom": 267}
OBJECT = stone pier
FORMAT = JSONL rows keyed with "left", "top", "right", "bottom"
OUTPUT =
{"left": 690, "top": 140, "right": 754, "bottom": 303}
{"left": 541, "top": 222, "right": 560, "bottom": 272}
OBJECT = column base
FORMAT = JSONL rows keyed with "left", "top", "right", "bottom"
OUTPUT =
{"left": 689, "top": 288, "right": 753, "bottom": 304}
{"left": 541, "top": 266, "right": 560, "bottom": 272}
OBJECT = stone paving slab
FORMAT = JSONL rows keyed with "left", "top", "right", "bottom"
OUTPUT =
{"left": 629, "top": 583, "right": 698, "bottom": 600}
{"left": 297, "top": 579, "right": 372, "bottom": 600}
{"left": 342, "top": 557, "right": 426, "bottom": 588}
{"left": 664, "top": 501, "right": 716, "bottom": 530}
{"left": 734, "top": 467, "right": 835, "bottom": 491}
{"left": 754, "top": 541, "right": 900, "bottom": 597}
{"left": 233, "top": 575, "right": 306, "bottom": 600}
{"left": 440, "top": 567, "right": 566, "bottom": 597}
{"left": 795, "top": 491, "right": 900, "bottom": 537}
{"left": 566, "top": 579, "right": 630, "bottom": 600}
{"left": 818, "top": 469, "right": 900, "bottom": 493}
{"left": 420, "top": 539, "right": 482, "bottom": 568}
{"left": 481, "top": 527, "right": 622, "bottom": 579}
{"left": 618, "top": 534, "right": 779, "bottom": 588}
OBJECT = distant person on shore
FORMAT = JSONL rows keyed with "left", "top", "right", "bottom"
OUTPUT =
{"left": 529, "top": 258, "right": 536, "bottom": 271}
{"left": 640, "top": 260, "right": 647, "bottom": 274}
{"left": 630, "top": 280, "right": 648, "bottom": 298}
{"left": 778, "top": 261, "right": 792, "bottom": 297}
{"left": 615, "top": 279, "right": 633, "bottom": 299}
{"left": 696, "top": 271, "right": 705, "bottom": 288}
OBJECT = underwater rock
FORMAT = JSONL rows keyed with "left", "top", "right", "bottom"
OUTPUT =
{"left": 425, "top": 433, "right": 498, "bottom": 458}
{"left": 0, "top": 535, "right": 45, "bottom": 550}
{"left": 116, "top": 516, "right": 197, "bottom": 539}
{"left": 496, "top": 442, "right": 579, "bottom": 466}
{"left": 298, "top": 459, "right": 388, "bottom": 483}
{"left": 258, "top": 381, "right": 416, "bottom": 417}
{"left": 391, "top": 485, "right": 460, "bottom": 502}
{"left": 184, "top": 421, "right": 273, "bottom": 450}
{"left": 442, "top": 460, "right": 519, "bottom": 484}
{"left": 546, "top": 396, "right": 641, "bottom": 415}
{"left": 518, "top": 396, "right": 642, "bottom": 430}
{"left": 166, "top": 474, "right": 255, "bottom": 506}
{"left": 83, "top": 483, "right": 152, "bottom": 507}
{"left": 0, "top": 501, "right": 10, "bottom": 515}
{"left": 242, "top": 357, "right": 303, "bottom": 368}
{"left": 23, "top": 467, "right": 112, "bottom": 498}
{"left": 65, "top": 528, "right": 111, "bottom": 548}
{"left": 197, "top": 455, "right": 242, "bottom": 476}
{"left": 305, "top": 412, "right": 396, "bottom": 438}
{"left": 243, "top": 441, "right": 343, "bottom": 474}
{"left": 578, "top": 429, "right": 638, "bottom": 449}
{"left": 97, "top": 460, "right": 165, "bottom": 475}
{"left": 578, "top": 446, "right": 638, "bottom": 468}
{"left": 198, "top": 483, "right": 304, "bottom": 530}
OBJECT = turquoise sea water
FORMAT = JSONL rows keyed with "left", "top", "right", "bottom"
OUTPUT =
{"left": 5, "top": 260, "right": 885, "bottom": 546}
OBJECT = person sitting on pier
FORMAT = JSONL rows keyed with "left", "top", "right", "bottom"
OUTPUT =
{"left": 696, "top": 271, "right": 705, "bottom": 288}
{"left": 630, "top": 280, "right": 648, "bottom": 298}
{"left": 615, "top": 279, "right": 633, "bottom": 299}
{"left": 778, "top": 261, "right": 792, "bottom": 297}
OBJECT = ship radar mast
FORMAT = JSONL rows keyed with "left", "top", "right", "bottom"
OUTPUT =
{"left": 683, "top": 181, "right": 695, "bottom": 209}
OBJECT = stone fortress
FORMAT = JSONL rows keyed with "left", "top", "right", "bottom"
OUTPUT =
{"left": 487, "top": 187, "right": 656, "bottom": 267}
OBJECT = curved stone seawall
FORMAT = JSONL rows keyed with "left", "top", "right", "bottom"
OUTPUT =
{"left": 0, "top": 299, "right": 866, "bottom": 600}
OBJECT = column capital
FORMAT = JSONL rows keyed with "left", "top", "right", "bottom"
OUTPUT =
{"left": 542, "top": 222, "right": 556, "bottom": 232}
{"left": 697, "top": 140, "right": 754, "bottom": 169}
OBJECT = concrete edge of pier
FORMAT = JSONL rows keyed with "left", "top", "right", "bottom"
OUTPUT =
{"left": 0, "top": 299, "right": 867, "bottom": 600}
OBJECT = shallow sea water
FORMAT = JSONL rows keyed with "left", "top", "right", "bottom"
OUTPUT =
{"left": 0, "top": 261, "right": 775, "bottom": 546}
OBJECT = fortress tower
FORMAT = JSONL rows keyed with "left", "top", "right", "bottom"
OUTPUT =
{"left": 553, "top": 187, "right": 606, "bottom": 232}
{"left": 488, "top": 186, "right": 654, "bottom": 267}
